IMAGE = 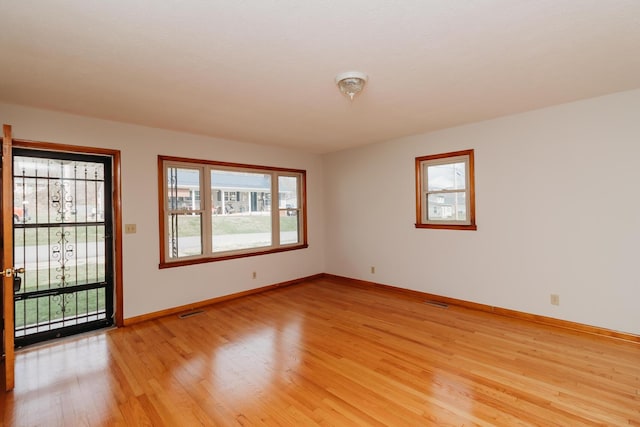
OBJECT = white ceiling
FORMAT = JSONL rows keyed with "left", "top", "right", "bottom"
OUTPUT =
{"left": 1, "top": 1, "right": 639, "bottom": 153}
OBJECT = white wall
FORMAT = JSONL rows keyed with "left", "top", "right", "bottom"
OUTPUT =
{"left": 0, "top": 103, "right": 326, "bottom": 319}
{"left": 324, "top": 89, "right": 640, "bottom": 335}
{"left": 5, "top": 89, "right": 640, "bottom": 335}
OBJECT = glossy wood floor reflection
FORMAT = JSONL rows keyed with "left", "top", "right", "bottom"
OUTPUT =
{"left": 2, "top": 278, "right": 640, "bottom": 426}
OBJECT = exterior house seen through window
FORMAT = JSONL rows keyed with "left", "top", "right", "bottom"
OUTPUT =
{"left": 159, "top": 156, "right": 307, "bottom": 267}
{"left": 415, "top": 149, "right": 476, "bottom": 230}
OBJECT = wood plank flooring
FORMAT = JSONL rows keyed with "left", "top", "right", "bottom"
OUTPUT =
{"left": 2, "top": 277, "right": 639, "bottom": 426}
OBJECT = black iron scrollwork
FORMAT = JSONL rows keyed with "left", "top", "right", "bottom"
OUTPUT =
{"left": 52, "top": 228, "right": 75, "bottom": 315}
{"left": 51, "top": 181, "right": 76, "bottom": 222}
{"left": 52, "top": 293, "right": 75, "bottom": 314}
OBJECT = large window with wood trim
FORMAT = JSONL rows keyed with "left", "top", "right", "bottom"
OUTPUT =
{"left": 159, "top": 156, "right": 307, "bottom": 267}
{"left": 415, "top": 149, "right": 476, "bottom": 230}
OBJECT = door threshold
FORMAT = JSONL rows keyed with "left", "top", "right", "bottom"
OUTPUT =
{"left": 15, "top": 326, "right": 117, "bottom": 353}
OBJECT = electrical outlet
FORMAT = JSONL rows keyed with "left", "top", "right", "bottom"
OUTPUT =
{"left": 371, "top": 266, "right": 375, "bottom": 274}
{"left": 252, "top": 271, "right": 257, "bottom": 279}
{"left": 124, "top": 224, "right": 137, "bottom": 234}
{"left": 550, "top": 294, "right": 560, "bottom": 306}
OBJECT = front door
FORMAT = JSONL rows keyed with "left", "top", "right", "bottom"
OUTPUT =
{"left": 12, "top": 148, "right": 114, "bottom": 347}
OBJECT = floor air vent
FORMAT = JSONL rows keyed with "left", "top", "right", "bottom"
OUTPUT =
{"left": 178, "top": 310, "right": 205, "bottom": 319}
{"left": 424, "top": 300, "right": 449, "bottom": 309}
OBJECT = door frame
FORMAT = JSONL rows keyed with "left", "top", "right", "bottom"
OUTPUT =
{"left": 2, "top": 125, "right": 15, "bottom": 391}
{"left": 12, "top": 139, "right": 124, "bottom": 328}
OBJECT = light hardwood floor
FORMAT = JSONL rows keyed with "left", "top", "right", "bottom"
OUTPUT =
{"left": 2, "top": 277, "right": 639, "bottom": 426}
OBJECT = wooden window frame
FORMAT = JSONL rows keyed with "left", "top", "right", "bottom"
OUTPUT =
{"left": 158, "top": 155, "right": 308, "bottom": 268}
{"left": 415, "top": 149, "right": 476, "bottom": 231}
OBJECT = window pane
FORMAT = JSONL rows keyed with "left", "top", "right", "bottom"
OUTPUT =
{"left": 427, "top": 162, "right": 466, "bottom": 191}
{"left": 211, "top": 170, "right": 272, "bottom": 253}
{"left": 427, "top": 192, "right": 467, "bottom": 221}
{"left": 167, "top": 167, "right": 201, "bottom": 211}
{"left": 168, "top": 213, "right": 202, "bottom": 258}
{"left": 280, "top": 210, "right": 299, "bottom": 245}
{"left": 278, "top": 176, "right": 298, "bottom": 209}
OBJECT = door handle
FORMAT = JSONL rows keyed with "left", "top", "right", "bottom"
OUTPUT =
{"left": 1, "top": 267, "right": 25, "bottom": 277}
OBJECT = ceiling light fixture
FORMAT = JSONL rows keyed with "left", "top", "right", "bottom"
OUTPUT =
{"left": 335, "top": 71, "right": 368, "bottom": 101}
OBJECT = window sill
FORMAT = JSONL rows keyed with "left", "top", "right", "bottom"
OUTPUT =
{"left": 159, "top": 243, "right": 309, "bottom": 269}
{"left": 415, "top": 223, "right": 477, "bottom": 231}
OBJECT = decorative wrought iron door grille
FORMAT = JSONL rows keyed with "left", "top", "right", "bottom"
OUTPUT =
{"left": 13, "top": 149, "right": 113, "bottom": 347}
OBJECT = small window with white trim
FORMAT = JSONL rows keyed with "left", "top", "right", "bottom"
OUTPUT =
{"left": 415, "top": 149, "right": 476, "bottom": 230}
